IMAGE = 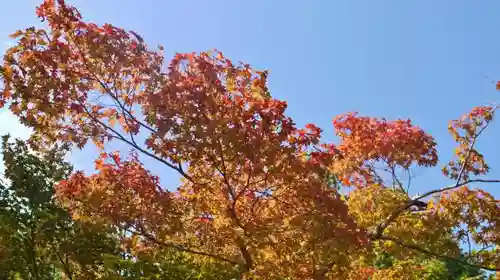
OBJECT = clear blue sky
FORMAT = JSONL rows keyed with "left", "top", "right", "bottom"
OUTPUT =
{"left": 2, "top": 0, "right": 500, "bottom": 197}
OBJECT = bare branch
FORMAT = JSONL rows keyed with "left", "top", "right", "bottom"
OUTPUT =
{"left": 388, "top": 161, "right": 405, "bottom": 194}
{"left": 405, "top": 168, "right": 412, "bottom": 193}
{"left": 466, "top": 230, "right": 472, "bottom": 257}
{"left": 413, "top": 179, "right": 500, "bottom": 202}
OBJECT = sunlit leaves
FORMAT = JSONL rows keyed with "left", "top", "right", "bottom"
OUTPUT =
{"left": 329, "top": 113, "right": 437, "bottom": 188}
{"left": 4, "top": 0, "right": 500, "bottom": 279}
{"left": 0, "top": 1, "right": 371, "bottom": 279}
{"left": 443, "top": 106, "right": 496, "bottom": 181}
{"left": 428, "top": 187, "right": 500, "bottom": 270}
{"left": 1, "top": 0, "right": 164, "bottom": 151}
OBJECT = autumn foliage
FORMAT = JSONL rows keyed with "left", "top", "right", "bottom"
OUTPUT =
{"left": 2, "top": 1, "right": 500, "bottom": 279}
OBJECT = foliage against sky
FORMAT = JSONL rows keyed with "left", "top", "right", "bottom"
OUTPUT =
{"left": 2, "top": 1, "right": 500, "bottom": 279}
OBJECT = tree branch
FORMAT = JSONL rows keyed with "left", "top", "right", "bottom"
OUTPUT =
{"left": 413, "top": 179, "right": 500, "bottom": 202}
{"left": 211, "top": 138, "right": 254, "bottom": 270}
{"left": 77, "top": 98, "right": 195, "bottom": 183}
{"left": 124, "top": 223, "right": 243, "bottom": 267}
{"left": 387, "top": 161, "right": 405, "bottom": 194}
{"left": 70, "top": 31, "right": 157, "bottom": 135}
{"left": 372, "top": 179, "right": 500, "bottom": 239}
{"left": 77, "top": 199, "right": 244, "bottom": 268}
{"left": 379, "top": 235, "right": 499, "bottom": 272}
{"left": 55, "top": 251, "right": 73, "bottom": 280}
{"left": 372, "top": 104, "right": 499, "bottom": 238}
{"left": 68, "top": 34, "right": 196, "bottom": 182}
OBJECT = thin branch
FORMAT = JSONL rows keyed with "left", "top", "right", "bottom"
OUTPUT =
{"left": 70, "top": 32, "right": 157, "bottom": 135}
{"left": 77, "top": 98, "right": 195, "bottom": 183}
{"left": 29, "top": 229, "right": 40, "bottom": 280}
{"left": 365, "top": 161, "right": 384, "bottom": 185}
{"left": 372, "top": 179, "right": 500, "bottom": 239}
{"left": 68, "top": 34, "right": 191, "bottom": 178}
{"left": 466, "top": 231, "right": 472, "bottom": 257}
{"left": 50, "top": 233, "right": 74, "bottom": 280}
{"left": 453, "top": 103, "right": 498, "bottom": 186}
{"left": 124, "top": 224, "right": 243, "bottom": 267}
{"left": 55, "top": 251, "right": 73, "bottom": 280}
{"left": 380, "top": 235, "right": 499, "bottom": 272}
{"left": 388, "top": 161, "right": 405, "bottom": 194}
{"left": 103, "top": 77, "right": 157, "bottom": 135}
{"left": 372, "top": 105, "right": 499, "bottom": 238}
{"left": 413, "top": 179, "right": 500, "bottom": 202}
{"left": 74, "top": 197, "right": 243, "bottom": 267}
{"left": 405, "top": 168, "right": 412, "bottom": 193}
{"left": 108, "top": 72, "right": 141, "bottom": 148}
{"left": 212, "top": 138, "right": 254, "bottom": 270}
{"left": 471, "top": 245, "right": 494, "bottom": 258}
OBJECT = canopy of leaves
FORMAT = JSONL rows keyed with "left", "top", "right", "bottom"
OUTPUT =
{"left": 2, "top": 0, "right": 500, "bottom": 279}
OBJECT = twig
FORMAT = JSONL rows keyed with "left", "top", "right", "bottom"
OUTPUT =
{"left": 372, "top": 179, "right": 500, "bottom": 239}
{"left": 380, "top": 235, "right": 499, "bottom": 271}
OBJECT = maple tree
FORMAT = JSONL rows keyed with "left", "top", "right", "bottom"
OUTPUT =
{"left": 2, "top": 0, "right": 500, "bottom": 279}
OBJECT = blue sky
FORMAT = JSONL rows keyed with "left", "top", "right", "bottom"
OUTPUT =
{"left": 2, "top": 0, "right": 500, "bottom": 197}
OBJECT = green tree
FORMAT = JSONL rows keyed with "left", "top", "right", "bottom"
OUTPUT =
{"left": 0, "top": 135, "right": 239, "bottom": 279}
{"left": 371, "top": 250, "right": 484, "bottom": 280}
{"left": 0, "top": 135, "right": 123, "bottom": 279}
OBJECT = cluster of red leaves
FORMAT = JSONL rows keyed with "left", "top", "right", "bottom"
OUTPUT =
{"left": 2, "top": 0, "right": 163, "bottom": 149}
{"left": 331, "top": 113, "right": 437, "bottom": 187}
{"left": 56, "top": 152, "right": 181, "bottom": 237}
{"left": 354, "top": 266, "right": 377, "bottom": 279}
{"left": 142, "top": 50, "right": 297, "bottom": 168}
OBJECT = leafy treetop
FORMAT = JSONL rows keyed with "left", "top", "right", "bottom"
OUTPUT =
{"left": 2, "top": 1, "right": 500, "bottom": 279}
